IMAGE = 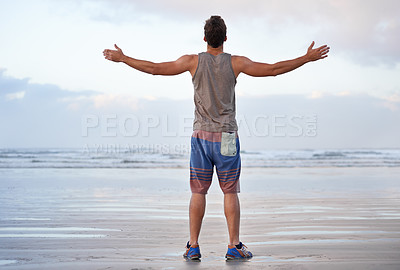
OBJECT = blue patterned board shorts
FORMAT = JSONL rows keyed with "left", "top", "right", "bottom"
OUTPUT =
{"left": 190, "top": 130, "right": 241, "bottom": 194}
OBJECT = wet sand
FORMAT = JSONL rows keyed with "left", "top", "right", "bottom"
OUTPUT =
{"left": 0, "top": 167, "right": 399, "bottom": 269}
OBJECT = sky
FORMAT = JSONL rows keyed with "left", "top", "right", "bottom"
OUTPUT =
{"left": 0, "top": 0, "right": 399, "bottom": 150}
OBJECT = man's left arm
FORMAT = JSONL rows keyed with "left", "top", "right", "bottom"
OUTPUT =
{"left": 233, "top": 41, "right": 329, "bottom": 78}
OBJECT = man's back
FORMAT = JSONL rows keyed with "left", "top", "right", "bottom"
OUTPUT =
{"left": 192, "top": 52, "right": 238, "bottom": 132}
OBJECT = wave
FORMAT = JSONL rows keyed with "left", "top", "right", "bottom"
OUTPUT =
{"left": 312, "top": 151, "right": 346, "bottom": 158}
{"left": 0, "top": 148, "right": 399, "bottom": 169}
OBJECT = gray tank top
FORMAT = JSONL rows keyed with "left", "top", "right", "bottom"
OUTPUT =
{"left": 192, "top": 52, "right": 238, "bottom": 132}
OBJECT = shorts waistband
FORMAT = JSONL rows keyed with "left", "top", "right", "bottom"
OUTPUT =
{"left": 192, "top": 130, "right": 238, "bottom": 143}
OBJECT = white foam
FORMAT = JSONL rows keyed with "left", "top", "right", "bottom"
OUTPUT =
{"left": 0, "top": 234, "right": 106, "bottom": 238}
{"left": 0, "top": 227, "right": 121, "bottom": 232}
{"left": 247, "top": 238, "right": 398, "bottom": 245}
{"left": 267, "top": 230, "right": 392, "bottom": 236}
{"left": 1, "top": 218, "right": 51, "bottom": 221}
{"left": 0, "top": 260, "right": 17, "bottom": 266}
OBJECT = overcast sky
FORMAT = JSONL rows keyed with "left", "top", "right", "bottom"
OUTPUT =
{"left": 1, "top": 0, "right": 399, "bottom": 149}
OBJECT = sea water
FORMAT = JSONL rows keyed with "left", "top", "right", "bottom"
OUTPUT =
{"left": 0, "top": 148, "right": 399, "bottom": 168}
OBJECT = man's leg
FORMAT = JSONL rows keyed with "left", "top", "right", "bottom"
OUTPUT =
{"left": 189, "top": 131, "right": 214, "bottom": 246}
{"left": 224, "top": 193, "right": 240, "bottom": 246}
{"left": 189, "top": 193, "right": 206, "bottom": 245}
{"left": 224, "top": 192, "right": 253, "bottom": 260}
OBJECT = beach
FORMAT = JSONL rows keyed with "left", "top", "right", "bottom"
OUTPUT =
{"left": 1, "top": 167, "right": 400, "bottom": 269}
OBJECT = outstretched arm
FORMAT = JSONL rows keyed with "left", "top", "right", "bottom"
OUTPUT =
{"left": 103, "top": 44, "right": 197, "bottom": 76}
{"left": 232, "top": 41, "right": 329, "bottom": 77}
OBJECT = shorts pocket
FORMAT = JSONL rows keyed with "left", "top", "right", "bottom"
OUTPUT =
{"left": 221, "top": 132, "right": 237, "bottom": 156}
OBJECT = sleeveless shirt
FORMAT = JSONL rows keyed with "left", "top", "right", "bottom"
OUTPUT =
{"left": 192, "top": 52, "right": 238, "bottom": 132}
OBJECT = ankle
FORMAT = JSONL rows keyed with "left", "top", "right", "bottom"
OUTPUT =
{"left": 189, "top": 240, "right": 199, "bottom": 246}
{"left": 229, "top": 240, "right": 240, "bottom": 246}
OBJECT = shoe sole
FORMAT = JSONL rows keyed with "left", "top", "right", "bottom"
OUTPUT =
{"left": 183, "top": 255, "right": 201, "bottom": 261}
{"left": 226, "top": 255, "right": 252, "bottom": 261}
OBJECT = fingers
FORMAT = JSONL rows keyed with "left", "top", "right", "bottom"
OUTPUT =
{"left": 320, "top": 46, "right": 330, "bottom": 57}
{"left": 103, "top": 45, "right": 123, "bottom": 62}
{"left": 317, "top": 45, "right": 329, "bottom": 51}
{"left": 103, "top": 49, "right": 113, "bottom": 60}
{"left": 313, "top": 44, "right": 330, "bottom": 60}
{"left": 308, "top": 41, "right": 315, "bottom": 50}
{"left": 309, "top": 42, "right": 330, "bottom": 53}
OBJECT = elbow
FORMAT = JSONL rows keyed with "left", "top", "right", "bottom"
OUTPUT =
{"left": 270, "top": 69, "right": 279, "bottom": 77}
{"left": 149, "top": 67, "right": 157, "bottom": 75}
{"left": 271, "top": 66, "right": 285, "bottom": 77}
{"left": 269, "top": 64, "right": 279, "bottom": 77}
{"left": 147, "top": 63, "right": 159, "bottom": 75}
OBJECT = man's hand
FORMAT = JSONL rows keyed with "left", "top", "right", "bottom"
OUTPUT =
{"left": 103, "top": 44, "right": 126, "bottom": 62}
{"left": 306, "top": 41, "right": 330, "bottom": 62}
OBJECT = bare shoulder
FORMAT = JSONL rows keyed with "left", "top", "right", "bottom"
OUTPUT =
{"left": 231, "top": 55, "right": 252, "bottom": 77}
{"left": 178, "top": 54, "right": 198, "bottom": 76}
{"left": 231, "top": 55, "right": 252, "bottom": 68}
{"left": 179, "top": 54, "right": 198, "bottom": 62}
{"left": 231, "top": 55, "right": 250, "bottom": 62}
{"left": 177, "top": 54, "right": 198, "bottom": 67}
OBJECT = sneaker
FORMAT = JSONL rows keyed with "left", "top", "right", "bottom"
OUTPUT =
{"left": 225, "top": 242, "right": 253, "bottom": 260}
{"left": 183, "top": 241, "right": 201, "bottom": 260}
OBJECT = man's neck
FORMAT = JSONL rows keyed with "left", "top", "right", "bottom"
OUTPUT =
{"left": 206, "top": 45, "right": 224, "bottom": 56}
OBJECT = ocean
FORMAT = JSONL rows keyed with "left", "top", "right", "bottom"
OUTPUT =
{"left": 0, "top": 148, "right": 399, "bottom": 169}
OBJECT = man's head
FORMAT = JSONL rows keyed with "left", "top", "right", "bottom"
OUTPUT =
{"left": 204, "top": 15, "right": 227, "bottom": 48}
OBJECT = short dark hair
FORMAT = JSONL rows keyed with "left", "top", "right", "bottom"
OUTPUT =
{"left": 204, "top": 15, "right": 226, "bottom": 48}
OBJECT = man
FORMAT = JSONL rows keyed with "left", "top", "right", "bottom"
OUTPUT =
{"left": 103, "top": 15, "right": 329, "bottom": 261}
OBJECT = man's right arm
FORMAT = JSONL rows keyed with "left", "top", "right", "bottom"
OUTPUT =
{"left": 232, "top": 42, "right": 329, "bottom": 78}
{"left": 103, "top": 44, "right": 197, "bottom": 76}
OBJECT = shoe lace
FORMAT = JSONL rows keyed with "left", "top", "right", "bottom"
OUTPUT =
{"left": 240, "top": 244, "right": 251, "bottom": 257}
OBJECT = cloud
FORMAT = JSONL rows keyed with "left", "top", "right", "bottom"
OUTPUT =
{"left": 308, "top": 91, "right": 324, "bottom": 99}
{"left": 0, "top": 70, "right": 97, "bottom": 147}
{"left": 385, "top": 93, "right": 400, "bottom": 103}
{"left": 91, "top": 94, "right": 139, "bottom": 110}
{"left": 0, "top": 70, "right": 191, "bottom": 147}
{"left": 236, "top": 93, "right": 400, "bottom": 149}
{"left": 1, "top": 68, "right": 399, "bottom": 149}
{"left": 318, "top": 0, "right": 400, "bottom": 67}
{"left": 72, "top": 0, "right": 400, "bottom": 66}
{"left": 6, "top": 91, "right": 25, "bottom": 100}
{"left": 381, "top": 93, "right": 400, "bottom": 111}
{"left": 0, "top": 70, "right": 142, "bottom": 112}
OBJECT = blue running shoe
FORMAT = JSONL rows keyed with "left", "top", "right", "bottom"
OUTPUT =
{"left": 183, "top": 241, "right": 201, "bottom": 260}
{"left": 225, "top": 242, "right": 253, "bottom": 260}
